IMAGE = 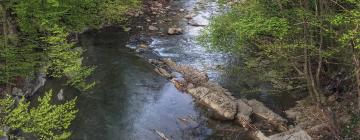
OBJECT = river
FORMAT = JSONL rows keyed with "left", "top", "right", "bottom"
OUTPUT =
{"left": 36, "top": 0, "right": 294, "bottom": 139}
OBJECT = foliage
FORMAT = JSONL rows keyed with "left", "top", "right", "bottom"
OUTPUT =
{"left": 4, "top": 90, "right": 78, "bottom": 140}
{"left": 201, "top": 0, "right": 359, "bottom": 104}
{"left": 0, "top": 0, "right": 140, "bottom": 90}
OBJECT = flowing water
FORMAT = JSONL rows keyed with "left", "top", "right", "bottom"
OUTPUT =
{"left": 36, "top": 0, "right": 296, "bottom": 139}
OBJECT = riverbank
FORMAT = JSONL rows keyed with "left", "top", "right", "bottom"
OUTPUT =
{"left": 121, "top": 0, "right": 316, "bottom": 139}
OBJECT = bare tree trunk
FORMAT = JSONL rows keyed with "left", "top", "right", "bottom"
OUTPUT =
{"left": 353, "top": 54, "right": 360, "bottom": 111}
{"left": 1, "top": 3, "right": 9, "bottom": 93}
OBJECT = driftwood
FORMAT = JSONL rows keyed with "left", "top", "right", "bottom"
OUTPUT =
{"left": 154, "top": 129, "right": 170, "bottom": 140}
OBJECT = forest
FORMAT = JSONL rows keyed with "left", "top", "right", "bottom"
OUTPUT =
{"left": 0, "top": 0, "right": 359, "bottom": 139}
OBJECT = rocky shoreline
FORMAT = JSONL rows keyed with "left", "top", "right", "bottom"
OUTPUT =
{"left": 123, "top": 0, "right": 317, "bottom": 139}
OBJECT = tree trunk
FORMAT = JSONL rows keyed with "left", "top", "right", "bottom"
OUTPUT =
{"left": 353, "top": 54, "right": 360, "bottom": 111}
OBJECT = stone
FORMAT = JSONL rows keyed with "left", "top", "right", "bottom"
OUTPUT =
{"left": 57, "top": 89, "right": 64, "bottom": 101}
{"left": 254, "top": 131, "right": 270, "bottom": 140}
{"left": 188, "top": 20, "right": 206, "bottom": 26}
{"left": 148, "top": 59, "right": 164, "bottom": 65}
{"left": 155, "top": 68, "right": 171, "bottom": 78}
{"left": 171, "top": 77, "right": 187, "bottom": 90}
{"left": 185, "top": 13, "right": 196, "bottom": 19}
{"left": 235, "top": 99, "right": 253, "bottom": 127}
{"left": 269, "top": 128, "right": 312, "bottom": 140}
{"left": 167, "top": 28, "right": 183, "bottom": 35}
{"left": 247, "top": 99, "right": 288, "bottom": 132}
{"left": 188, "top": 86, "right": 237, "bottom": 120}
{"left": 11, "top": 87, "right": 24, "bottom": 96}
{"left": 327, "top": 95, "right": 337, "bottom": 103}
{"left": 148, "top": 25, "right": 159, "bottom": 31}
{"left": 170, "top": 72, "right": 183, "bottom": 79}
{"left": 139, "top": 44, "right": 150, "bottom": 49}
{"left": 285, "top": 109, "right": 299, "bottom": 120}
{"left": 173, "top": 65, "right": 208, "bottom": 86}
{"left": 179, "top": 9, "right": 185, "bottom": 12}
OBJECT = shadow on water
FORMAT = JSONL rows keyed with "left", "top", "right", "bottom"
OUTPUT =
{"left": 38, "top": 27, "right": 218, "bottom": 140}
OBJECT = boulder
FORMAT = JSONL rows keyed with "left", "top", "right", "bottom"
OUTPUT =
{"left": 247, "top": 99, "right": 288, "bottom": 132}
{"left": 154, "top": 68, "right": 171, "bottom": 78}
{"left": 285, "top": 109, "right": 299, "bottom": 120}
{"left": 167, "top": 28, "right": 183, "bottom": 35}
{"left": 269, "top": 128, "right": 312, "bottom": 140}
{"left": 235, "top": 99, "right": 253, "bottom": 127}
{"left": 173, "top": 65, "right": 208, "bottom": 86}
{"left": 171, "top": 77, "right": 187, "bottom": 90}
{"left": 188, "top": 86, "right": 237, "bottom": 120}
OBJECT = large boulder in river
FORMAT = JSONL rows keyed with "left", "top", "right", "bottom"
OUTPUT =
{"left": 235, "top": 99, "right": 253, "bottom": 127}
{"left": 187, "top": 86, "right": 237, "bottom": 120}
{"left": 167, "top": 27, "right": 183, "bottom": 35}
{"left": 246, "top": 99, "right": 288, "bottom": 132}
{"left": 173, "top": 65, "right": 208, "bottom": 86}
{"left": 163, "top": 58, "right": 208, "bottom": 86}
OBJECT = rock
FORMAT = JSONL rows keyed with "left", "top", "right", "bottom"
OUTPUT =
{"left": 167, "top": 28, "right": 183, "bottom": 35}
{"left": 185, "top": 13, "right": 196, "bottom": 19}
{"left": 123, "top": 27, "right": 132, "bottom": 32}
{"left": 285, "top": 109, "right": 299, "bottom": 120}
{"left": 188, "top": 20, "right": 206, "bottom": 26}
{"left": 188, "top": 86, "right": 237, "bottom": 120}
{"left": 148, "top": 59, "right": 164, "bottom": 65}
{"left": 139, "top": 44, "right": 150, "bottom": 49}
{"left": 327, "top": 95, "right": 337, "bottom": 103}
{"left": 170, "top": 72, "right": 183, "bottom": 78}
{"left": 163, "top": 58, "right": 177, "bottom": 68}
{"left": 11, "top": 87, "right": 24, "bottom": 96}
{"left": 173, "top": 65, "right": 208, "bottom": 86}
{"left": 57, "top": 89, "right": 64, "bottom": 101}
{"left": 148, "top": 25, "right": 159, "bottom": 31}
{"left": 171, "top": 77, "right": 187, "bottom": 90}
{"left": 135, "top": 48, "right": 146, "bottom": 53}
{"left": 179, "top": 9, "right": 185, "bottom": 12}
{"left": 235, "top": 99, "right": 253, "bottom": 127}
{"left": 23, "top": 72, "right": 46, "bottom": 96}
{"left": 247, "top": 99, "right": 288, "bottom": 132}
{"left": 155, "top": 68, "right": 171, "bottom": 78}
{"left": 269, "top": 128, "right": 312, "bottom": 140}
{"left": 254, "top": 131, "right": 270, "bottom": 140}
{"left": 187, "top": 83, "right": 194, "bottom": 89}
